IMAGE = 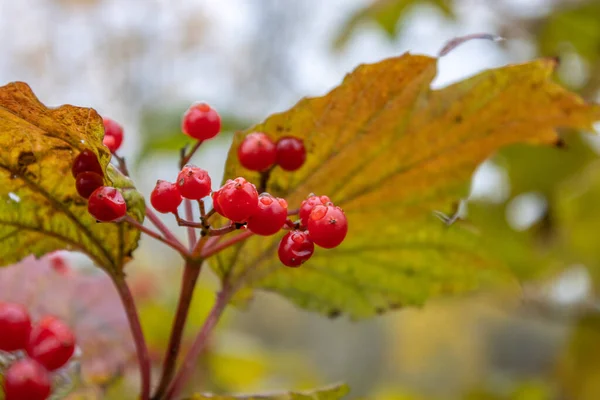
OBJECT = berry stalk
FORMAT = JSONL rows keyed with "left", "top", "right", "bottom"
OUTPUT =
{"left": 124, "top": 216, "right": 190, "bottom": 257}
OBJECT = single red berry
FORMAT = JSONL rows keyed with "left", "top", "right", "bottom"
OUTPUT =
{"left": 3, "top": 358, "right": 51, "bottom": 400}
{"left": 102, "top": 117, "right": 124, "bottom": 153}
{"left": 182, "top": 103, "right": 221, "bottom": 140}
{"left": 278, "top": 230, "right": 314, "bottom": 267}
{"left": 237, "top": 132, "right": 277, "bottom": 172}
{"left": 307, "top": 204, "right": 348, "bottom": 249}
{"left": 247, "top": 194, "right": 288, "bottom": 236}
{"left": 177, "top": 165, "right": 212, "bottom": 200}
{"left": 88, "top": 186, "right": 127, "bottom": 222}
{"left": 151, "top": 180, "right": 182, "bottom": 214}
{"left": 276, "top": 137, "right": 306, "bottom": 171}
{"left": 0, "top": 303, "right": 31, "bottom": 352}
{"left": 71, "top": 149, "right": 103, "bottom": 177}
{"left": 26, "top": 316, "right": 76, "bottom": 371}
{"left": 299, "top": 194, "right": 332, "bottom": 227}
{"left": 216, "top": 177, "right": 259, "bottom": 222}
{"left": 75, "top": 171, "right": 104, "bottom": 199}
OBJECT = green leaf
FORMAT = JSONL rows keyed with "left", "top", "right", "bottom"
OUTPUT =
{"left": 538, "top": 2, "right": 600, "bottom": 64}
{"left": 215, "top": 53, "right": 600, "bottom": 318}
{"left": 186, "top": 383, "right": 349, "bottom": 400}
{"left": 333, "top": 0, "right": 455, "bottom": 50}
{"left": 0, "top": 82, "right": 144, "bottom": 274}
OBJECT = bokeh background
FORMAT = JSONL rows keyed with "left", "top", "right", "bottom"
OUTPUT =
{"left": 2, "top": 0, "right": 600, "bottom": 399}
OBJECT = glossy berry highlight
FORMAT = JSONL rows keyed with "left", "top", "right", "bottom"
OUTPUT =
{"left": 177, "top": 165, "right": 212, "bottom": 200}
{"left": 276, "top": 136, "right": 306, "bottom": 171}
{"left": 75, "top": 171, "right": 104, "bottom": 199}
{"left": 237, "top": 132, "right": 277, "bottom": 172}
{"left": 182, "top": 103, "right": 221, "bottom": 140}
{"left": 278, "top": 230, "right": 314, "bottom": 267}
{"left": 307, "top": 204, "right": 348, "bottom": 249}
{"left": 3, "top": 358, "right": 52, "bottom": 400}
{"left": 151, "top": 180, "right": 182, "bottom": 214}
{"left": 299, "top": 194, "right": 331, "bottom": 227}
{"left": 88, "top": 186, "right": 127, "bottom": 222}
{"left": 215, "top": 177, "right": 259, "bottom": 222}
{"left": 246, "top": 194, "right": 288, "bottom": 236}
{"left": 26, "top": 315, "right": 76, "bottom": 371}
{"left": 71, "top": 149, "right": 103, "bottom": 178}
{"left": 0, "top": 302, "right": 31, "bottom": 352}
{"left": 102, "top": 117, "right": 124, "bottom": 153}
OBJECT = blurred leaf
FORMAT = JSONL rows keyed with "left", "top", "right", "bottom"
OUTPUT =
{"left": 555, "top": 313, "right": 600, "bottom": 400}
{"left": 496, "top": 133, "right": 597, "bottom": 198}
{"left": 136, "top": 107, "right": 250, "bottom": 165}
{"left": 333, "top": 0, "right": 454, "bottom": 49}
{"left": 538, "top": 2, "right": 600, "bottom": 63}
{"left": 186, "top": 383, "right": 349, "bottom": 400}
{"left": 0, "top": 82, "right": 144, "bottom": 274}
{"left": 555, "top": 160, "right": 600, "bottom": 290}
{"left": 0, "top": 255, "right": 136, "bottom": 386}
{"left": 215, "top": 54, "right": 600, "bottom": 318}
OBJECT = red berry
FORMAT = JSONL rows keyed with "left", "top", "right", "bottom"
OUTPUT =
{"left": 237, "top": 132, "right": 277, "bottom": 172}
{"left": 88, "top": 186, "right": 127, "bottom": 222}
{"left": 299, "top": 194, "right": 331, "bottom": 227}
{"left": 307, "top": 204, "right": 348, "bottom": 249}
{"left": 278, "top": 230, "right": 314, "bottom": 267}
{"left": 102, "top": 117, "right": 124, "bottom": 153}
{"left": 276, "top": 137, "right": 306, "bottom": 171}
{"left": 150, "top": 180, "right": 182, "bottom": 214}
{"left": 0, "top": 303, "right": 31, "bottom": 352}
{"left": 216, "top": 177, "right": 259, "bottom": 222}
{"left": 247, "top": 194, "right": 288, "bottom": 236}
{"left": 3, "top": 358, "right": 51, "bottom": 400}
{"left": 75, "top": 171, "right": 104, "bottom": 199}
{"left": 71, "top": 149, "right": 103, "bottom": 177}
{"left": 182, "top": 103, "right": 221, "bottom": 140}
{"left": 176, "top": 165, "right": 212, "bottom": 200}
{"left": 26, "top": 316, "right": 76, "bottom": 371}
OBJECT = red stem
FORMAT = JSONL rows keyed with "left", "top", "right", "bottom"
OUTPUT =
{"left": 114, "top": 277, "right": 151, "bottom": 400}
{"left": 151, "top": 262, "right": 202, "bottom": 400}
{"left": 146, "top": 208, "right": 187, "bottom": 250}
{"left": 180, "top": 141, "right": 203, "bottom": 168}
{"left": 124, "top": 216, "right": 190, "bottom": 257}
{"left": 201, "top": 230, "right": 254, "bottom": 258}
{"left": 164, "top": 288, "right": 230, "bottom": 399}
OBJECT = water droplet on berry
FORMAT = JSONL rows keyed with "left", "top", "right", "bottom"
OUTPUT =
{"left": 310, "top": 205, "right": 327, "bottom": 220}
{"left": 259, "top": 196, "right": 273, "bottom": 206}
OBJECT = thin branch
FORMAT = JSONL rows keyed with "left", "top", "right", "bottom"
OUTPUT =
{"left": 201, "top": 230, "right": 254, "bottom": 258}
{"left": 258, "top": 165, "right": 275, "bottom": 193}
{"left": 198, "top": 200, "right": 206, "bottom": 219}
{"left": 164, "top": 287, "right": 231, "bottom": 399}
{"left": 123, "top": 216, "right": 190, "bottom": 257}
{"left": 113, "top": 277, "right": 151, "bottom": 400}
{"left": 287, "top": 208, "right": 299, "bottom": 216}
{"left": 180, "top": 141, "right": 203, "bottom": 169}
{"left": 145, "top": 208, "right": 187, "bottom": 251}
{"left": 151, "top": 261, "right": 202, "bottom": 400}
{"left": 184, "top": 200, "right": 197, "bottom": 250}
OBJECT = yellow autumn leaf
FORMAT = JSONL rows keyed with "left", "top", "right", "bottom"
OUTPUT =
{"left": 213, "top": 53, "right": 600, "bottom": 318}
{"left": 0, "top": 82, "right": 144, "bottom": 274}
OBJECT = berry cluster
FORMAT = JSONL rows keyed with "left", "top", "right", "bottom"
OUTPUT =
{"left": 238, "top": 132, "right": 306, "bottom": 172}
{"left": 71, "top": 149, "right": 127, "bottom": 222}
{"left": 80, "top": 102, "right": 348, "bottom": 268}
{"left": 0, "top": 303, "right": 76, "bottom": 400}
